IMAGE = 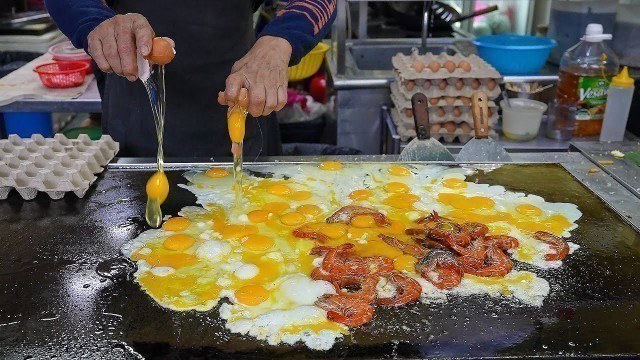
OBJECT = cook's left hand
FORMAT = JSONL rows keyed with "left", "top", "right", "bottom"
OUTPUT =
{"left": 221, "top": 36, "right": 291, "bottom": 117}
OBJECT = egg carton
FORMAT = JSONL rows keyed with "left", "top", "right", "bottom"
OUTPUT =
{"left": 390, "top": 107, "right": 497, "bottom": 144}
{"left": 392, "top": 51, "right": 502, "bottom": 99}
{"left": 0, "top": 134, "right": 119, "bottom": 200}
{"left": 390, "top": 82, "right": 499, "bottom": 126}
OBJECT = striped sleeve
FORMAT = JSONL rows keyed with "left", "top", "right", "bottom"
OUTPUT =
{"left": 258, "top": 0, "right": 337, "bottom": 65}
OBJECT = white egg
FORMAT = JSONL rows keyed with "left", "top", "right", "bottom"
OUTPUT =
{"left": 277, "top": 274, "right": 336, "bottom": 305}
{"left": 150, "top": 266, "right": 175, "bottom": 277}
{"left": 234, "top": 264, "right": 259, "bottom": 279}
{"left": 195, "top": 240, "right": 231, "bottom": 261}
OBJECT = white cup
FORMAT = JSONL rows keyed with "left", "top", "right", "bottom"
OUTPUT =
{"left": 500, "top": 98, "right": 548, "bottom": 141}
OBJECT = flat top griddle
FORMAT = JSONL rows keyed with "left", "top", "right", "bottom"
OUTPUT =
{"left": 1, "top": 160, "right": 640, "bottom": 359}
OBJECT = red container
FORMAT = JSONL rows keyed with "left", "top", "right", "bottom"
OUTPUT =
{"left": 49, "top": 41, "right": 93, "bottom": 74}
{"left": 33, "top": 61, "right": 89, "bottom": 88}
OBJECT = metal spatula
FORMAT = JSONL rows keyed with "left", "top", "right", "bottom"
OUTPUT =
{"left": 456, "top": 91, "right": 512, "bottom": 162}
{"left": 399, "top": 93, "right": 455, "bottom": 162}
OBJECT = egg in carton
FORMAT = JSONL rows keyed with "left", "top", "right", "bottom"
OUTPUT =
{"left": 390, "top": 107, "right": 497, "bottom": 145}
{"left": 0, "top": 134, "right": 119, "bottom": 200}
{"left": 390, "top": 82, "right": 499, "bottom": 126}
{"left": 392, "top": 51, "right": 502, "bottom": 99}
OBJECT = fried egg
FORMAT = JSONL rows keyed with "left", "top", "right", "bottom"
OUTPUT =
{"left": 123, "top": 163, "right": 582, "bottom": 349}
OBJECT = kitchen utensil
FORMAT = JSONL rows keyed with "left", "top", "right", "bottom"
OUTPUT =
{"left": 500, "top": 98, "right": 547, "bottom": 141}
{"left": 386, "top": 1, "right": 498, "bottom": 34}
{"left": 33, "top": 61, "right": 89, "bottom": 88}
{"left": 456, "top": 91, "right": 512, "bottom": 162}
{"left": 502, "top": 89, "right": 511, "bottom": 108}
{"left": 432, "top": 3, "right": 498, "bottom": 28}
{"left": 398, "top": 93, "right": 454, "bottom": 162}
{"left": 473, "top": 35, "right": 556, "bottom": 75}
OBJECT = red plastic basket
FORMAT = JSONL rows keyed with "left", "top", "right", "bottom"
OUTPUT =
{"left": 33, "top": 61, "right": 89, "bottom": 88}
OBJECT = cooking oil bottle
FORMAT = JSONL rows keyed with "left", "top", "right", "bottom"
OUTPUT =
{"left": 555, "top": 23, "right": 619, "bottom": 137}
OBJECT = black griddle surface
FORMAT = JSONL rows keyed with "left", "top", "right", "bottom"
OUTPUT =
{"left": 1, "top": 164, "right": 639, "bottom": 359}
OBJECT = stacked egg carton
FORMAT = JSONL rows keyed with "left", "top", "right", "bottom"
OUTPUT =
{"left": 390, "top": 51, "right": 502, "bottom": 142}
{"left": 0, "top": 134, "right": 119, "bottom": 200}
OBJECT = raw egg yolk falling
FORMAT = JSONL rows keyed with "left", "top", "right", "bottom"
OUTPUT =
{"left": 146, "top": 171, "right": 169, "bottom": 204}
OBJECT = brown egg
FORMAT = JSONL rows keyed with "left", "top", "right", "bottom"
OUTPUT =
{"left": 488, "top": 108, "right": 493, "bottom": 117}
{"left": 444, "top": 96, "right": 456, "bottom": 105}
{"left": 444, "top": 60, "right": 456, "bottom": 73}
{"left": 429, "top": 97, "right": 440, "bottom": 105}
{"left": 411, "top": 60, "right": 426, "bottom": 73}
{"left": 436, "top": 107, "right": 446, "bottom": 117}
{"left": 487, "top": 79, "right": 497, "bottom": 90}
{"left": 460, "top": 122, "right": 472, "bottom": 133}
{"left": 471, "top": 79, "right": 481, "bottom": 89}
{"left": 405, "top": 80, "right": 415, "bottom": 91}
{"left": 423, "top": 80, "right": 431, "bottom": 89}
{"left": 238, "top": 88, "right": 249, "bottom": 109}
{"left": 459, "top": 96, "right": 471, "bottom": 105}
{"left": 428, "top": 61, "right": 441, "bottom": 72}
{"left": 458, "top": 60, "right": 472, "bottom": 72}
{"left": 404, "top": 109, "right": 413, "bottom": 118}
{"left": 443, "top": 121, "right": 457, "bottom": 133}
{"left": 146, "top": 37, "right": 175, "bottom": 65}
{"left": 455, "top": 79, "right": 464, "bottom": 90}
{"left": 453, "top": 107, "right": 462, "bottom": 117}
{"left": 438, "top": 80, "right": 448, "bottom": 90}
{"left": 430, "top": 124, "right": 442, "bottom": 133}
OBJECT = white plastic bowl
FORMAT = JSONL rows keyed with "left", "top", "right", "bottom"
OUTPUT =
{"left": 500, "top": 98, "right": 548, "bottom": 141}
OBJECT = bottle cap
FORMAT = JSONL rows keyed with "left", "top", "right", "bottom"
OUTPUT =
{"left": 612, "top": 67, "right": 635, "bottom": 87}
{"left": 581, "top": 23, "right": 612, "bottom": 42}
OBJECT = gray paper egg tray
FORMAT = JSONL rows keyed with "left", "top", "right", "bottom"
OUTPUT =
{"left": 0, "top": 134, "right": 119, "bottom": 200}
{"left": 390, "top": 107, "right": 497, "bottom": 143}
{"left": 390, "top": 81, "right": 499, "bottom": 126}
{"left": 392, "top": 51, "right": 502, "bottom": 99}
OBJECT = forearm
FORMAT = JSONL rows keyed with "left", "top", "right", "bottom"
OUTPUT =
{"left": 258, "top": 0, "right": 336, "bottom": 65}
{"left": 45, "top": 0, "right": 115, "bottom": 51}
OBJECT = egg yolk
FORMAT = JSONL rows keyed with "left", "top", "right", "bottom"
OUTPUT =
{"left": 297, "top": 204, "right": 322, "bottom": 216}
{"left": 163, "top": 234, "right": 196, "bottom": 251}
{"left": 516, "top": 204, "right": 542, "bottom": 216}
{"left": 442, "top": 178, "right": 467, "bottom": 189}
{"left": 205, "top": 168, "right": 230, "bottom": 178}
{"left": 280, "top": 212, "right": 306, "bottom": 226}
{"left": 146, "top": 171, "right": 169, "bottom": 203}
{"left": 383, "top": 193, "right": 420, "bottom": 209}
{"left": 394, "top": 255, "right": 417, "bottom": 272}
{"left": 247, "top": 210, "right": 270, "bottom": 223}
{"left": 384, "top": 182, "right": 410, "bottom": 193}
{"left": 263, "top": 202, "right": 290, "bottom": 214}
{"left": 228, "top": 106, "right": 246, "bottom": 143}
{"left": 268, "top": 184, "right": 292, "bottom": 196}
{"left": 351, "top": 215, "right": 375, "bottom": 228}
{"left": 242, "top": 234, "right": 275, "bottom": 251}
{"left": 288, "top": 191, "right": 313, "bottom": 201}
{"left": 388, "top": 166, "right": 411, "bottom": 176}
{"left": 218, "top": 224, "right": 258, "bottom": 238}
{"left": 235, "top": 284, "right": 269, "bottom": 306}
{"left": 349, "top": 189, "right": 373, "bottom": 201}
{"left": 318, "top": 161, "right": 343, "bottom": 171}
{"left": 319, "top": 223, "right": 347, "bottom": 239}
{"left": 438, "top": 193, "right": 495, "bottom": 210}
{"left": 162, "top": 217, "right": 191, "bottom": 231}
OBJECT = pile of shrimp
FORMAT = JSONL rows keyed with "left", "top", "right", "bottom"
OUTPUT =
{"left": 293, "top": 206, "right": 570, "bottom": 327}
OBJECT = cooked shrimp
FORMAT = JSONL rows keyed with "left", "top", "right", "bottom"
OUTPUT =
{"left": 415, "top": 249, "right": 464, "bottom": 290}
{"left": 326, "top": 205, "right": 391, "bottom": 227}
{"left": 460, "top": 222, "right": 489, "bottom": 239}
{"left": 428, "top": 221, "right": 472, "bottom": 247}
{"left": 340, "top": 276, "right": 379, "bottom": 304}
{"left": 293, "top": 225, "right": 329, "bottom": 242}
{"left": 482, "top": 235, "right": 519, "bottom": 251}
{"left": 378, "top": 234, "right": 426, "bottom": 258}
{"left": 471, "top": 245, "right": 512, "bottom": 277}
{"left": 315, "top": 294, "right": 374, "bottom": 327}
{"left": 533, "top": 231, "right": 569, "bottom": 261}
{"left": 376, "top": 272, "right": 422, "bottom": 306}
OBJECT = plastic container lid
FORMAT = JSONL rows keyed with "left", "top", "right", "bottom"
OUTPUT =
{"left": 48, "top": 41, "right": 91, "bottom": 61}
{"left": 612, "top": 66, "right": 634, "bottom": 87}
{"left": 581, "top": 23, "right": 613, "bottom": 42}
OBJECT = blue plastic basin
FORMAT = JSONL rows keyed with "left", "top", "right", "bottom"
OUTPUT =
{"left": 472, "top": 35, "right": 557, "bottom": 75}
{"left": 3, "top": 112, "right": 53, "bottom": 138}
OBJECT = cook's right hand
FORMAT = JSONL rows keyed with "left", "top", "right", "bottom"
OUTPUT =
{"left": 87, "top": 13, "right": 155, "bottom": 81}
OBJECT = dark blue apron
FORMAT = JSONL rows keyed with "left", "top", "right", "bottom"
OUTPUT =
{"left": 102, "top": 0, "right": 282, "bottom": 158}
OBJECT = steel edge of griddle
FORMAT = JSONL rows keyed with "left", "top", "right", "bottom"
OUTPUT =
{"left": 106, "top": 152, "right": 640, "bottom": 232}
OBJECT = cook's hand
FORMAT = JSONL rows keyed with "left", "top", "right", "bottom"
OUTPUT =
{"left": 221, "top": 36, "right": 292, "bottom": 117}
{"left": 87, "top": 13, "right": 156, "bottom": 81}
